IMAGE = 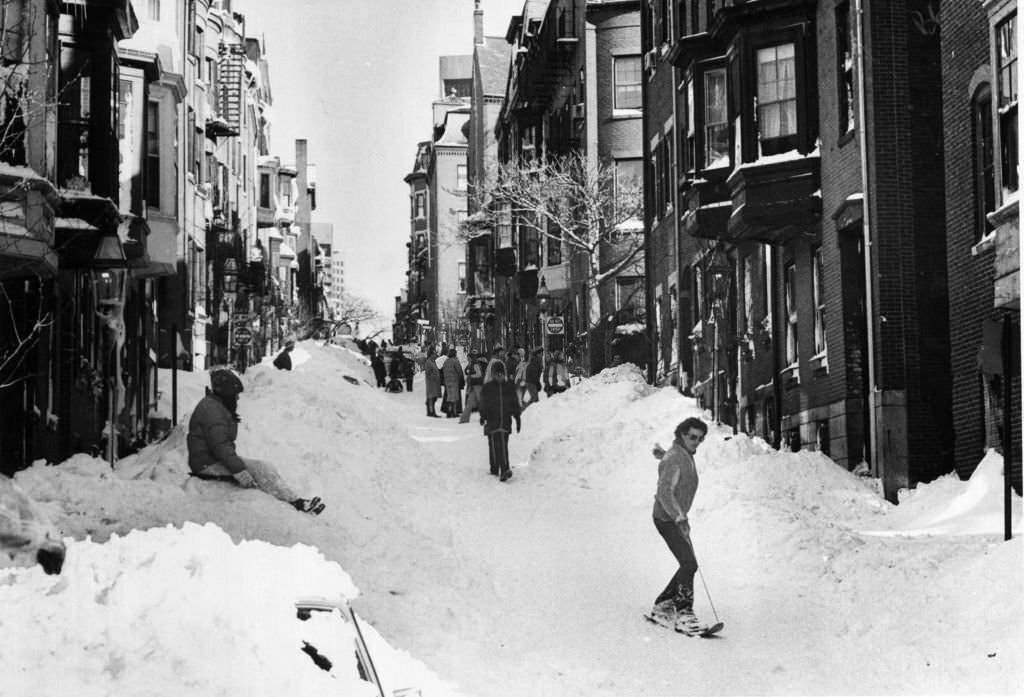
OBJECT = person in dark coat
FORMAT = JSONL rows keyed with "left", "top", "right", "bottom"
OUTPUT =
{"left": 422, "top": 347, "right": 442, "bottom": 416}
{"left": 273, "top": 339, "right": 295, "bottom": 370}
{"left": 441, "top": 348, "right": 464, "bottom": 417}
{"left": 479, "top": 361, "right": 521, "bottom": 481}
{"left": 187, "top": 369, "right": 325, "bottom": 514}
{"left": 459, "top": 351, "right": 486, "bottom": 423}
{"left": 522, "top": 347, "right": 544, "bottom": 409}
{"left": 371, "top": 350, "right": 387, "bottom": 388}
{"left": 402, "top": 352, "right": 416, "bottom": 392}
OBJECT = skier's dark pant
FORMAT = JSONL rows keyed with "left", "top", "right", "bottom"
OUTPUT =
{"left": 653, "top": 516, "right": 698, "bottom": 607}
{"left": 487, "top": 430, "right": 510, "bottom": 476}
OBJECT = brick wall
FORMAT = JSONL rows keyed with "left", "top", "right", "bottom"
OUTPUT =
{"left": 941, "top": 0, "right": 1021, "bottom": 489}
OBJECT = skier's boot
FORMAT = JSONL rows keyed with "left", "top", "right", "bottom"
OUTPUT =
{"left": 644, "top": 599, "right": 678, "bottom": 629}
{"left": 291, "top": 496, "right": 326, "bottom": 515}
{"left": 673, "top": 587, "right": 707, "bottom": 635}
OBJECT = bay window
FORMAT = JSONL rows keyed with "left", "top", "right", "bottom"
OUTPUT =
{"left": 756, "top": 43, "right": 797, "bottom": 152}
{"left": 704, "top": 68, "right": 728, "bottom": 168}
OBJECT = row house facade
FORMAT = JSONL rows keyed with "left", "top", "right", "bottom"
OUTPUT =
{"left": 0, "top": 0, "right": 320, "bottom": 475}
{"left": 640, "top": 0, "right": 1020, "bottom": 501}
{"left": 940, "top": 0, "right": 1020, "bottom": 491}
{"left": 396, "top": 57, "right": 472, "bottom": 347}
{"left": 485, "top": 0, "right": 643, "bottom": 372}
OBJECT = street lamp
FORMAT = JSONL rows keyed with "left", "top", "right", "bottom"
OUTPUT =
{"left": 536, "top": 275, "right": 550, "bottom": 358}
{"left": 89, "top": 227, "right": 128, "bottom": 470}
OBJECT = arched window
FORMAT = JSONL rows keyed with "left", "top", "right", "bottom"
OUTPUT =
{"left": 972, "top": 83, "right": 996, "bottom": 241}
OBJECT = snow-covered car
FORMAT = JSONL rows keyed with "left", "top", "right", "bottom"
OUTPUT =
{"left": 295, "top": 597, "right": 420, "bottom": 697}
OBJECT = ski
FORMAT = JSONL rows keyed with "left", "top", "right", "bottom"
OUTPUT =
{"left": 644, "top": 612, "right": 724, "bottom": 638}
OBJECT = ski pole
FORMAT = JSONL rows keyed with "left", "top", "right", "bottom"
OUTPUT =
{"left": 697, "top": 568, "right": 720, "bottom": 624}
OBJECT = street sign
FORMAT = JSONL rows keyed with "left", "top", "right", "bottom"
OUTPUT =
{"left": 545, "top": 316, "right": 565, "bottom": 335}
{"left": 233, "top": 326, "right": 253, "bottom": 346}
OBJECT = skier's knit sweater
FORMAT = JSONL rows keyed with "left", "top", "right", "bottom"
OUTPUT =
{"left": 653, "top": 439, "right": 698, "bottom": 523}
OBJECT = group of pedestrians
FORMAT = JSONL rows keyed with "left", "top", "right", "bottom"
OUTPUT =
{"left": 371, "top": 347, "right": 415, "bottom": 392}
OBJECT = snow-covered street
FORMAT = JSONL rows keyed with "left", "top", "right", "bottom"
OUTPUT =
{"left": 2, "top": 340, "right": 1022, "bottom": 696}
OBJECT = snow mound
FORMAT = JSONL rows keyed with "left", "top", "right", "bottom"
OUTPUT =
{"left": 862, "top": 449, "right": 1023, "bottom": 536}
{"left": 0, "top": 522, "right": 362, "bottom": 697}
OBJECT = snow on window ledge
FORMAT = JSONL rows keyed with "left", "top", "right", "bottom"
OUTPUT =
{"left": 972, "top": 231, "right": 997, "bottom": 256}
{"left": 810, "top": 351, "right": 829, "bottom": 374}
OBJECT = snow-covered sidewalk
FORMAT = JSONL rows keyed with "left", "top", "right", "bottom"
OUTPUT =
{"left": 1, "top": 340, "right": 1021, "bottom": 696}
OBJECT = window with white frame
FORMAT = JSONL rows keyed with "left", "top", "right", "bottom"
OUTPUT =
{"left": 784, "top": 260, "right": 798, "bottom": 366}
{"left": 704, "top": 68, "right": 728, "bottom": 168}
{"left": 458, "top": 262, "right": 467, "bottom": 293}
{"left": 414, "top": 192, "right": 426, "bottom": 219}
{"left": 617, "top": 276, "right": 644, "bottom": 310}
{"left": 614, "top": 56, "right": 643, "bottom": 110}
{"left": 456, "top": 164, "right": 467, "bottom": 191}
{"left": 996, "top": 13, "right": 1018, "bottom": 195}
{"left": 757, "top": 44, "right": 797, "bottom": 142}
{"left": 812, "top": 247, "right": 827, "bottom": 357}
{"left": 497, "top": 202, "right": 512, "bottom": 247}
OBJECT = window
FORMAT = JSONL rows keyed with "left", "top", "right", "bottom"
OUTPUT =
{"left": 620, "top": 276, "right": 641, "bottom": 317}
{"left": 684, "top": 77, "right": 695, "bottom": 171}
{"left": 761, "top": 245, "right": 772, "bottom": 335}
{"left": 414, "top": 192, "right": 426, "bottom": 219}
{"left": 837, "top": 3, "right": 854, "bottom": 136}
{"left": 546, "top": 221, "right": 562, "bottom": 266}
{"left": 662, "top": 129, "right": 674, "bottom": 212}
{"left": 458, "top": 262, "right": 467, "bottom": 293}
{"left": 148, "top": 0, "right": 160, "bottom": 21}
{"left": 456, "top": 164, "right": 467, "bottom": 191}
{"left": 973, "top": 85, "right": 996, "bottom": 241}
{"left": 614, "top": 56, "right": 642, "bottom": 110}
{"left": 704, "top": 68, "right": 728, "bottom": 168}
{"left": 756, "top": 44, "right": 797, "bottom": 144}
{"left": 996, "top": 14, "right": 1018, "bottom": 194}
{"left": 615, "top": 159, "right": 643, "bottom": 208}
{"left": 784, "top": 260, "right": 798, "bottom": 365}
{"left": 741, "top": 254, "right": 752, "bottom": 338}
{"left": 812, "top": 247, "right": 827, "bottom": 357}
{"left": 497, "top": 202, "right": 512, "bottom": 247}
{"left": 260, "top": 173, "right": 271, "bottom": 209}
{"left": 146, "top": 100, "right": 160, "bottom": 208}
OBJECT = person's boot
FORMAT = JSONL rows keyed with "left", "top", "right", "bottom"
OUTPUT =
{"left": 290, "top": 497, "right": 326, "bottom": 515}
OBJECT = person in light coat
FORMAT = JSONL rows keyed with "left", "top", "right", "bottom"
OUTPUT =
{"left": 440, "top": 348, "right": 464, "bottom": 417}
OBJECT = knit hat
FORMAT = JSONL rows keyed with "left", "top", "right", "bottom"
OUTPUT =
{"left": 210, "top": 369, "right": 244, "bottom": 397}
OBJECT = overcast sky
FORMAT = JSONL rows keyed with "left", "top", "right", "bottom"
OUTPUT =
{"left": 237, "top": 0, "right": 526, "bottom": 317}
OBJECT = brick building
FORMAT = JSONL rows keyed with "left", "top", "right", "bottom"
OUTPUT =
{"left": 941, "top": 0, "right": 1020, "bottom": 491}
{"left": 643, "top": 0, "right": 953, "bottom": 500}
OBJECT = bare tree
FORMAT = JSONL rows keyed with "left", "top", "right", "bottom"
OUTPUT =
{"left": 460, "top": 151, "right": 643, "bottom": 332}
{"left": 331, "top": 292, "right": 381, "bottom": 328}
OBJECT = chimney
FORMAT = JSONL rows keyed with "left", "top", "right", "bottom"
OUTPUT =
{"left": 474, "top": 0, "right": 483, "bottom": 44}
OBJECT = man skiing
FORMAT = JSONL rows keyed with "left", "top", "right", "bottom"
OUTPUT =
{"left": 648, "top": 417, "right": 708, "bottom": 634}
{"left": 187, "top": 369, "right": 325, "bottom": 515}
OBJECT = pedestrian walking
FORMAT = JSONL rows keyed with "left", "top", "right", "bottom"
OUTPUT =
{"left": 441, "top": 348, "right": 464, "bottom": 417}
{"left": 187, "top": 369, "right": 325, "bottom": 515}
{"left": 402, "top": 352, "right": 416, "bottom": 393}
{"left": 522, "top": 347, "right": 544, "bottom": 409}
{"left": 646, "top": 417, "right": 709, "bottom": 634}
{"left": 371, "top": 350, "right": 387, "bottom": 388}
{"left": 484, "top": 346, "right": 507, "bottom": 383}
{"left": 423, "top": 347, "right": 442, "bottom": 417}
{"left": 513, "top": 349, "right": 528, "bottom": 406}
{"left": 543, "top": 350, "right": 570, "bottom": 396}
{"left": 459, "top": 351, "right": 486, "bottom": 423}
{"left": 478, "top": 361, "right": 521, "bottom": 482}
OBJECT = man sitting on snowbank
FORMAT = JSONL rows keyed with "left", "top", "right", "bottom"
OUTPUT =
{"left": 187, "top": 369, "right": 325, "bottom": 515}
